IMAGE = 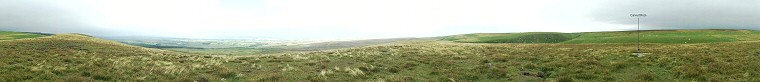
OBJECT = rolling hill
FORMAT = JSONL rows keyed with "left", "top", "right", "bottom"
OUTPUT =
{"left": 1, "top": 30, "right": 759, "bottom": 81}
{"left": 256, "top": 40, "right": 760, "bottom": 81}
{"left": 131, "top": 37, "right": 427, "bottom": 55}
{"left": 0, "top": 33, "right": 236, "bottom": 81}
{"left": 0, "top": 31, "right": 48, "bottom": 40}
{"left": 443, "top": 29, "right": 760, "bottom": 44}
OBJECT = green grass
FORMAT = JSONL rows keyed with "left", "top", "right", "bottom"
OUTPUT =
{"left": 445, "top": 29, "right": 760, "bottom": 44}
{"left": 0, "top": 34, "right": 239, "bottom": 81}
{"left": 222, "top": 40, "right": 760, "bottom": 81}
{"left": 482, "top": 33, "right": 578, "bottom": 43}
{"left": 0, "top": 31, "right": 47, "bottom": 40}
{"left": 3, "top": 31, "right": 760, "bottom": 81}
{"left": 443, "top": 32, "right": 581, "bottom": 43}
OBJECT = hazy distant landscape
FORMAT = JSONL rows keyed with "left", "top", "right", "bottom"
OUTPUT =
{"left": 109, "top": 37, "right": 422, "bottom": 55}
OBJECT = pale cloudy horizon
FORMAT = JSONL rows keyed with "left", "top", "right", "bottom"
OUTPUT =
{"left": 1, "top": 0, "right": 758, "bottom": 39}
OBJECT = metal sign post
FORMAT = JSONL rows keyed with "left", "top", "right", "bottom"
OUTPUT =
{"left": 631, "top": 14, "right": 646, "bottom": 57}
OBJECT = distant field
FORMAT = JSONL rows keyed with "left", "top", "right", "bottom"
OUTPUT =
{"left": 0, "top": 31, "right": 47, "bottom": 40}
{"left": 443, "top": 32, "right": 580, "bottom": 43}
{"left": 444, "top": 29, "right": 760, "bottom": 44}
{"left": 123, "top": 38, "right": 424, "bottom": 55}
{"left": 163, "top": 47, "right": 287, "bottom": 55}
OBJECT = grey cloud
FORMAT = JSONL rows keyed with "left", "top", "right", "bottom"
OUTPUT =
{"left": 591, "top": 0, "right": 760, "bottom": 30}
{"left": 0, "top": 0, "right": 120, "bottom": 36}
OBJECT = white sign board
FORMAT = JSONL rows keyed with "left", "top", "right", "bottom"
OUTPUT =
{"left": 630, "top": 14, "right": 647, "bottom": 17}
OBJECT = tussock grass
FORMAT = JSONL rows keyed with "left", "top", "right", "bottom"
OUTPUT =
{"left": 2, "top": 32, "right": 760, "bottom": 81}
{"left": 211, "top": 40, "right": 760, "bottom": 81}
{"left": 0, "top": 34, "right": 237, "bottom": 81}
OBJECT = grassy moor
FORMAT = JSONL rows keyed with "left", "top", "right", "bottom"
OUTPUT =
{"left": 2, "top": 29, "right": 759, "bottom": 81}
{"left": 2, "top": 0, "right": 758, "bottom": 81}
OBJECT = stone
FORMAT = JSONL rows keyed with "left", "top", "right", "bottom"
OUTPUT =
{"left": 632, "top": 53, "right": 646, "bottom": 57}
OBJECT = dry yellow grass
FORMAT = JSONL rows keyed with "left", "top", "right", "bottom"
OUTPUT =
{"left": 0, "top": 34, "right": 236, "bottom": 81}
{"left": 2, "top": 33, "right": 760, "bottom": 81}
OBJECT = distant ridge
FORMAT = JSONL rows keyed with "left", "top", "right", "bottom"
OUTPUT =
{"left": 0, "top": 31, "right": 47, "bottom": 40}
{"left": 443, "top": 29, "right": 760, "bottom": 44}
{"left": 0, "top": 33, "right": 169, "bottom": 54}
{"left": 18, "top": 32, "right": 54, "bottom": 36}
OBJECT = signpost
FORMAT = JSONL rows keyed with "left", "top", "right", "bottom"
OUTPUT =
{"left": 631, "top": 14, "right": 646, "bottom": 57}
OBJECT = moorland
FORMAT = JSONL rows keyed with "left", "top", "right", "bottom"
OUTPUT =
{"left": 1, "top": 29, "right": 759, "bottom": 81}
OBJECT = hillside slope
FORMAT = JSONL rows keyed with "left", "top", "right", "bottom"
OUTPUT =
{"left": 444, "top": 29, "right": 760, "bottom": 44}
{"left": 0, "top": 34, "right": 235, "bottom": 81}
{"left": 227, "top": 40, "right": 760, "bottom": 81}
{"left": 0, "top": 31, "right": 47, "bottom": 40}
{"left": 2, "top": 31, "right": 759, "bottom": 81}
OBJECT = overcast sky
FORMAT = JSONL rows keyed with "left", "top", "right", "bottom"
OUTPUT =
{"left": 1, "top": 0, "right": 758, "bottom": 39}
